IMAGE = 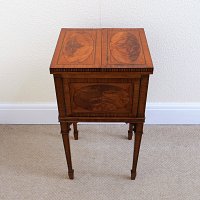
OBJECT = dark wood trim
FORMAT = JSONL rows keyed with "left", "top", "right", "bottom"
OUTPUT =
{"left": 59, "top": 117, "right": 145, "bottom": 123}
{"left": 50, "top": 67, "right": 153, "bottom": 74}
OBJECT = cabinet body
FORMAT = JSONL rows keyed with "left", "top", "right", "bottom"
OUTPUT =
{"left": 54, "top": 72, "right": 149, "bottom": 123}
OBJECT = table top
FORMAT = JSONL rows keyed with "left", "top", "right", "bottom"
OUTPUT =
{"left": 50, "top": 28, "right": 153, "bottom": 73}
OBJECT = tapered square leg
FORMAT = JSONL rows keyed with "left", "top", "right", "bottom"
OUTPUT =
{"left": 73, "top": 122, "right": 78, "bottom": 140}
{"left": 60, "top": 122, "right": 74, "bottom": 179}
{"left": 131, "top": 123, "right": 143, "bottom": 180}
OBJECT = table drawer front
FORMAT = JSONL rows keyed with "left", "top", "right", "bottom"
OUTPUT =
{"left": 63, "top": 78, "right": 140, "bottom": 117}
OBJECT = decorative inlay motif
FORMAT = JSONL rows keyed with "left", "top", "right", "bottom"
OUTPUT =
{"left": 62, "top": 32, "right": 94, "bottom": 63}
{"left": 50, "top": 68, "right": 153, "bottom": 73}
{"left": 110, "top": 32, "right": 141, "bottom": 64}
{"left": 65, "top": 39, "right": 83, "bottom": 56}
{"left": 73, "top": 84, "right": 130, "bottom": 112}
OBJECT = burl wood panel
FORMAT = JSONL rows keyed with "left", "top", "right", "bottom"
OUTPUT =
{"left": 71, "top": 83, "right": 131, "bottom": 113}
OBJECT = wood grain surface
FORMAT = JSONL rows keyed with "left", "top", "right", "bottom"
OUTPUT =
{"left": 50, "top": 28, "right": 153, "bottom": 73}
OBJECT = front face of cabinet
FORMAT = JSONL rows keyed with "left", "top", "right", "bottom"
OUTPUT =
{"left": 61, "top": 75, "right": 141, "bottom": 118}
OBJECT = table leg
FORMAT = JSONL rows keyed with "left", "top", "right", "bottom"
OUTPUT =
{"left": 73, "top": 122, "right": 78, "bottom": 140}
{"left": 131, "top": 123, "right": 143, "bottom": 180}
{"left": 60, "top": 122, "right": 74, "bottom": 179}
{"left": 128, "top": 123, "right": 134, "bottom": 140}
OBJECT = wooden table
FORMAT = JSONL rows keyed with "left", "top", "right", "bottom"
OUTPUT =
{"left": 50, "top": 28, "right": 153, "bottom": 180}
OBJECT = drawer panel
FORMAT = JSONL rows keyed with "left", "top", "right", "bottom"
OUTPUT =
{"left": 63, "top": 78, "right": 140, "bottom": 117}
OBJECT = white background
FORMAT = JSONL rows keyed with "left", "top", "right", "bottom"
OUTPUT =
{"left": 1, "top": 0, "right": 200, "bottom": 103}
{"left": 0, "top": 1, "right": 200, "bottom": 124}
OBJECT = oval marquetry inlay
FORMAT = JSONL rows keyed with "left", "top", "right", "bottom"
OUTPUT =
{"left": 73, "top": 84, "right": 129, "bottom": 112}
{"left": 110, "top": 31, "right": 141, "bottom": 64}
{"left": 62, "top": 32, "right": 94, "bottom": 63}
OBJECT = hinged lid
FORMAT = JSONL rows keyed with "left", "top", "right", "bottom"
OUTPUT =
{"left": 50, "top": 28, "right": 153, "bottom": 73}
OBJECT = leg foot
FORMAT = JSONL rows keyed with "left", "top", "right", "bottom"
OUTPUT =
{"left": 131, "top": 170, "right": 136, "bottom": 180}
{"left": 68, "top": 169, "right": 74, "bottom": 180}
{"left": 73, "top": 122, "right": 78, "bottom": 140}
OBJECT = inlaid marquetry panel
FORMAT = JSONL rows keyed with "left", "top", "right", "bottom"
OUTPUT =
{"left": 50, "top": 28, "right": 153, "bottom": 73}
{"left": 58, "top": 31, "right": 96, "bottom": 65}
{"left": 107, "top": 30, "right": 146, "bottom": 65}
{"left": 62, "top": 78, "right": 141, "bottom": 117}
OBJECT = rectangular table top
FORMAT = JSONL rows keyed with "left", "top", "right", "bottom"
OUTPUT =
{"left": 50, "top": 28, "right": 153, "bottom": 73}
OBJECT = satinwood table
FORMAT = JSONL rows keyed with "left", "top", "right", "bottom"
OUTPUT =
{"left": 50, "top": 28, "right": 153, "bottom": 180}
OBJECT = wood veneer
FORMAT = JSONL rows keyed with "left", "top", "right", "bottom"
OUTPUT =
{"left": 50, "top": 28, "right": 153, "bottom": 180}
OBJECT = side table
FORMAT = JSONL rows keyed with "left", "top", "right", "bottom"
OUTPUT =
{"left": 50, "top": 28, "right": 153, "bottom": 180}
